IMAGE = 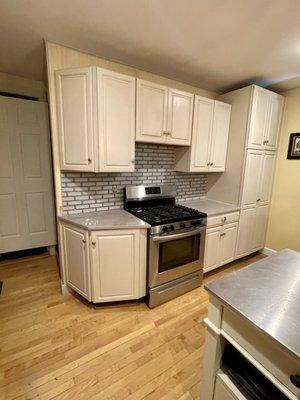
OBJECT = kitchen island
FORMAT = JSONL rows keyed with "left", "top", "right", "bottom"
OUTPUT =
{"left": 201, "top": 249, "right": 300, "bottom": 400}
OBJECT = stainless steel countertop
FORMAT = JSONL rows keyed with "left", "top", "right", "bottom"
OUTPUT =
{"left": 205, "top": 249, "right": 300, "bottom": 359}
{"left": 58, "top": 210, "right": 150, "bottom": 230}
{"left": 179, "top": 198, "right": 240, "bottom": 216}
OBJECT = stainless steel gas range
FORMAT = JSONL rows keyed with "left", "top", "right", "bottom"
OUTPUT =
{"left": 124, "top": 185, "right": 207, "bottom": 308}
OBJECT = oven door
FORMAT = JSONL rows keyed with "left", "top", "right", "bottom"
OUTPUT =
{"left": 149, "top": 226, "right": 206, "bottom": 288}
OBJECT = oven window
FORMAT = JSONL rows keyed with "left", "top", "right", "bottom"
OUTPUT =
{"left": 158, "top": 235, "right": 200, "bottom": 273}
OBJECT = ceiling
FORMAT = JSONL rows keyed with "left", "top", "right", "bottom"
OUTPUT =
{"left": 1, "top": 0, "right": 300, "bottom": 92}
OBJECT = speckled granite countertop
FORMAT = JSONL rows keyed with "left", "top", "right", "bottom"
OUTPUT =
{"left": 58, "top": 210, "right": 150, "bottom": 230}
{"left": 179, "top": 198, "right": 240, "bottom": 216}
{"left": 205, "top": 249, "right": 300, "bottom": 360}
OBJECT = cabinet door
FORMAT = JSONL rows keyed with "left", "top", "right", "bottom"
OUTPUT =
{"left": 258, "top": 152, "right": 276, "bottom": 205}
{"left": 265, "top": 94, "right": 284, "bottom": 150}
{"left": 204, "top": 227, "right": 221, "bottom": 272}
{"left": 61, "top": 224, "right": 91, "bottom": 300}
{"left": 91, "top": 229, "right": 143, "bottom": 302}
{"left": 252, "top": 204, "right": 269, "bottom": 250}
{"left": 136, "top": 79, "right": 168, "bottom": 143}
{"left": 190, "top": 96, "right": 214, "bottom": 171}
{"left": 248, "top": 86, "right": 269, "bottom": 150}
{"left": 209, "top": 101, "right": 231, "bottom": 171}
{"left": 97, "top": 69, "right": 135, "bottom": 172}
{"left": 241, "top": 150, "right": 263, "bottom": 208}
{"left": 167, "top": 88, "right": 193, "bottom": 146}
{"left": 56, "top": 67, "right": 95, "bottom": 171}
{"left": 235, "top": 207, "right": 256, "bottom": 258}
{"left": 220, "top": 223, "right": 238, "bottom": 266}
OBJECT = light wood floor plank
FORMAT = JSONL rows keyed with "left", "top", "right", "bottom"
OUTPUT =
{"left": 0, "top": 252, "right": 265, "bottom": 400}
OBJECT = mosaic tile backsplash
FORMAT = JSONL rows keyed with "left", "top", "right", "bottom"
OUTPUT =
{"left": 61, "top": 143, "right": 207, "bottom": 215}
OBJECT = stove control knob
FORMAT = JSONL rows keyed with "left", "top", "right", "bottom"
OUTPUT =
{"left": 168, "top": 225, "right": 175, "bottom": 231}
{"left": 195, "top": 220, "right": 202, "bottom": 226}
{"left": 180, "top": 223, "right": 186, "bottom": 229}
{"left": 190, "top": 221, "right": 196, "bottom": 227}
{"left": 162, "top": 226, "right": 168, "bottom": 233}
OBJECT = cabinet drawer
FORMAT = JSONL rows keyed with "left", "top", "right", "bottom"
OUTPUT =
{"left": 222, "top": 308, "right": 300, "bottom": 398}
{"left": 207, "top": 212, "right": 239, "bottom": 228}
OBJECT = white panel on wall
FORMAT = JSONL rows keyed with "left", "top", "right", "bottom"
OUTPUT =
{"left": 21, "top": 134, "right": 42, "bottom": 178}
{"left": 0, "top": 193, "right": 20, "bottom": 237}
{"left": 61, "top": 143, "right": 208, "bottom": 215}
{"left": 26, "top": 192, "right": 47, "bottom": 234}
{"left": 0, "top": 133, "right": 13, "bottom": 178}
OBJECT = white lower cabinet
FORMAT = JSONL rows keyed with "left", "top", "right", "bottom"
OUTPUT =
{"left": 91, "top": 229, "right": 146, "bottom": 302}
{"left": 204, "top": 222, "right": 238, "bottom": 273}
{"left": 235, "top": 204, "right": 269, "bottom": 259}
{"left": 60, "top": 222, "right": 147, "bottom": 302}
{"left": 61, "top": 223, "right": 91, "bottom": 300}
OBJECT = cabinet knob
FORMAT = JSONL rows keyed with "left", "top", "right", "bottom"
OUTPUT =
{"left": 88, "top": 158, "right": 92, "bottom": 163}
{"left": 257, "top": 198, "right": 261, "bottom": 202}
{"left": 82, "top": 239, "right": 86, "bottom": 244}
{"left": 290, "top": 375, "right": 300, "bottom": 388}
{"left": 220, "top": 233, "right": 226, "bottom": 237}
{"left": 222, "top": 216, "right": 227, "bottom": 222}
{"left": 92, "top": 241, "right": 96, "bottom": 246}
{"left": 131, "top": 160, "right": 135, "bottom": 164}
{"left": 207, "top": 162, "right": 210, "bottom": 166}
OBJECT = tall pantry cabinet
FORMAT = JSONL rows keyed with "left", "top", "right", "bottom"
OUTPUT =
{"left": 206, "top": 85, "right": 284, "bottom": 258}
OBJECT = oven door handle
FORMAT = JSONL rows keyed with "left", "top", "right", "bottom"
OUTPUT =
{"left": 151, "top": 226, "right": 206, "bottom": 243}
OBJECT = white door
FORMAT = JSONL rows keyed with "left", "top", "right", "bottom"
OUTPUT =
{"left": 258, "top": 152, "right": 276, "bottom": 205}
{"left": 209, "top": 101, "right": 231, "bottom": 171}
{"left": 91, "top": 229, "right": 141, "bottom": 302}
{"left": 97, "top": 69, "right": 135, "bottom": 172}
{"left": 235, "top": 207, "right": 256, "bottom": 258}
{"left": 190, "top": 96, "right": 214, "bottom": 172}
{"left": 241, "top": 150, "right": 263, "bottom": 208}
{"left": 136, "top": 79, "right": 168, "bottom": 144}
{"left": 167, "top": 88, "right": 193, "bottom": 146}
{"left": 61, "top": 224, "right": 91, "bottom": 300}
{"left": 252, "top": 204, "right": 269, "bottom": 250}
{"left": 56, "top": 67, "right": 95, "bottom": 171}
{"left": 220, "top": 223, "right": 238, "bottom": 266}
{"left": 0, "top": 96, "right": 56, "bottom": 253}
{"left": 265, "top": 94, "right": 284, "bottom": 150}
{"left": 248, "top": 86, "right": 269, "bottom": 150}
{"left": 204, "top": 227, "right": 221, "bottom": 272}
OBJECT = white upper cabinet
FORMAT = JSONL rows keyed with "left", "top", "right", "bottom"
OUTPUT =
{"left": 56, "top": 67, "right": 135, "bottom": 172}
{"left": 241, "top": 150, "right": 263, "bottom": 208}
{"left": 174, "top": 96, "right": 231, "bottom": 172}
{"left": 136, "top": 79, "right": 193, "bottom": 146}
{"left": 167, "top": 88, "right": 193, "bottom": 145}
{"left": 96, "top": 69, "right": 135, "bottom": 172}
{"left": 265, "top": 94, "right": 284, "bottom": 150}
{"left": 259, "top": 151, "right": 276, "bottom": 204}
{"left": 190, "top": 97, "right": 214, "bottom": 171}
{"left": 56, "top": 67, "right": 95, "bottom": 171}
{"left": 136, "top": 80, "right": 168, "bottom": 144}
{"left": 209, "top": 101, "right": 231, "bottom": 171}
{"left": 248, "top": 86, "right": 284, "bottom": 151}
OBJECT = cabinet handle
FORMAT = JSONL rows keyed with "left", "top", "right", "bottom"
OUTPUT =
{"left": 220, "top": 233, "right": 226, "bottom": 237}
{"left": 257, "top": 198, "right": 261, "bottom": 202}
{"left": 207, "top": 162, "right": 210, "bottom": 166}
{"left": 92, "top": 241, "right": 96, "bottom": 246}
{"left": 210, "top": 162, "right": 213, "bottom": 166}
{"left": 82, "top": 239, "right": 86, "bottom": 244}
{"left": 265, "top": 140, "right": 269, "bottom": 144}
{"left": 290, "top": 375, "right": 300, "bottom": 388}
{"left": 131, "top": 160, "right": 135, "bottom": 164}
{"left": 88, "top": 158, "right": 92, "bottom": 163}
{"left": 222, "top": 216, "right": 227, "bottom": 222}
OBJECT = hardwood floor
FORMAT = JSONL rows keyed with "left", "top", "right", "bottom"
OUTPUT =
{"left": 0, "top": 252, "right": 264, "bottom": 400}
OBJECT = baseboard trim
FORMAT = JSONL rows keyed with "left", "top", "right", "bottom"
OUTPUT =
{"left": 260, "top": 247, "right": 277, "bottom": 256}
